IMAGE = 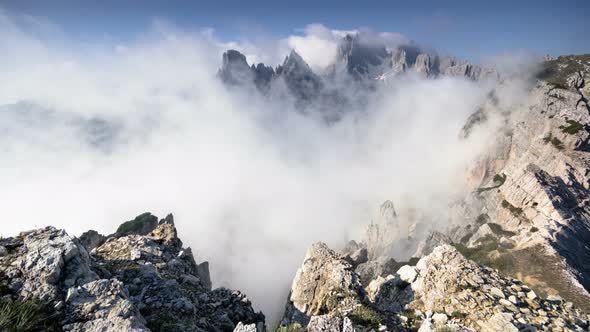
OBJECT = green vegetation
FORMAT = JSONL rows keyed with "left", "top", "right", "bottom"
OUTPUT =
{"left": 324, "top": 289, "right": 347, "bottom": 312}
{"left": 436, "top": 327, "right": 454, "bottom": 332}
{"left": 349, "top": 305, "right": 382, "bottom": 329}
{"left": 452, "top": 236, "right": 515, "bottom": 271}
{"left": 487, "top": 223, "right": 516, "bottom": 237}
{"left": 273, "top": 324, "right": 304, "bottom": 332}
{"left": 501, "top": 200, "right": 524, "bottom": 217}
{"left": 476, "top": 174, "right": 507, "bottom": 193}
{"left": 401, "top": 309, "right": 422, "bottom": 322}
{"left": 561, "top": 119, "right": 584, "bottom": 135}
{"left": 543, "top": 133, "right": 553, "bottom": 143}
{"left": 491, "top": 254, "right": 516, "bottom": 271}
{"left": 0, "top": 297, "right": 51, "bottom": 332}
{"left": 551, "top": 137, "right": 565, "bottom": 150}
{"left": 536, "top": 54, "right": 590, "bottom": 89}
{"left": 543, "top": 132, "right": 565, "bottom": 150}
{"left": 450, "top": 310, "right": 467, "bottom": 319}
{"left": 115, "top": 212, "right": 158, "bottom": 236}
{"left": 453, "top": 239, "right": 497, "bottom": 267}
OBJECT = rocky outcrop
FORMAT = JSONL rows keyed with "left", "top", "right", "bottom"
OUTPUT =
{"left": 276, "top": 50, "right": 324, "bottom": 102}
{"left": 281, "top": 242, "right": 365, "bottom": 326}
{"left": 79, "top": 230, "right": 106, "bottom": 252}
{"left": 335, "top": 34, "right": 391, "bottom": 79}
{"left": 0, "top": 226, "right": 144, "bottom": 331}
{"left": 113, "top": 212, "right": 159, "bottom": 238}
{"left": 218, "top": 49, "right": 275, "bottom": 91}
{"left": 448, "top": 54, "right": 590, "bottom": 312}
{"left": 0, "top": 213, "right": 264, "bottom": 332}
{"left": 404, "top": 245, "right": 588, "bottom": 331}
{"left": 413, "top": 231, "right": 451, "bottom": 257}
{"left": 280, "top": 242, "right": 589, "bottom": 331}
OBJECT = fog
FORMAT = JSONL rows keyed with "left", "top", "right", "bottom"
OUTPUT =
{"left": 0, "top": 11, "right": 532, "bottom": 322}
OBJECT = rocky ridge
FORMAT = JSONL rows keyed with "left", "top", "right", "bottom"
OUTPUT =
{"left": 217, "top": 32, "right": 497, "bottom": 108}
{"left": 340, "top": 54, "right": 590, "bottom": 316}
{"left": 445, "top": 54, "right": 590, "bottom": 311}
{"left": 278, "top": 242, "right": 589, "bottom": 332}
{"left": 0, "top": 213, "right": 264, "bottom": 331}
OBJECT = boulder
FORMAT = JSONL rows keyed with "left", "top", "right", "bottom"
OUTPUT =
{"left": 233, "top": 321, "right": 264, "bottom": 332}
{"left": 343, "top": 247, "right": 368, "bottom": 267}
{"left": 307, "top": 315, "right": 342, "bottom": 332}
{"left": 282, "top": 242, "right": 364, "bottom": 326}
{"left": 78, "top": 230, "right": 106, "bottom": 252}
{"left": 113, "top": 212, "right": 159, "bottom": 238}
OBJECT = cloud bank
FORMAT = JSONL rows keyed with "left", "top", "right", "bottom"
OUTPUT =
{"left": 0, "top": 10, "right": 532, "bottom": 323}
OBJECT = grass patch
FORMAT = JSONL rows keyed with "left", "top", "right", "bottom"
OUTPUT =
{"left": 543, "top": 132, "right": 565, "bottom": 150}
{"left": 536, "top": 54, "right": 590, "bottom": 89}
{"left": 401, "top": 309, "right": 421, "bottom": 322}
{"left": 561, "top": 119, "right": 584, "bottom": 135}
{"left": 501, "top": 200, "right": 524, "bottom": 217}
{"left": 551, "top": 137, "right": 565, "bottom": 150}
{"left": 273, "top": 324, "right": 304, "bottom": 332}
{"left": 0, "top": 297, "right": 52, "bottom": 332}
{"left": 488, "top": 223, "right": 516, "bottom": 237}
{"left": 476, "top": 174, "right": 507, "bottom": 193}
{"left": 450, "top": 310, "right": 467, "bottom": 319}
{"left": 453, "top": 238, "right": 498, "bottom": 266}
{"left": 491, "top": 254, "right": 516, "bottom": 271}
{"left": 349, "top": 305, "right": 382, "bottom": 329}
{"left": 436, "top": 328, "right": 454, "bottom": 332}
{"left": 452, "top": 237, "right": 514, "bottom": 271}
{"left": 324, "top": 288, "right": 348, "bottom": 313}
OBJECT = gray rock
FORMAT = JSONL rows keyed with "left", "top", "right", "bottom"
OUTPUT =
{"left": 397, "top": 265, "right": 418, "bottom": 284}
{"left": 467, "top": 224, "right": 496, "bottom": 247}
{"left": 282, "top": 242, "right": 364, "bottom": 326}
{"left": 78, "top": 230, "right": 106, "bottom": 252}
{"left": 233, "top": 322, "right": 264, "bottom": 332}
{"left": 307, "top": 315, "right": 342, "bottom": 332}
{"left": 431, "top": 313, "right": 448, "bottom": 326}
{"left": 478, "top": 312, "right": 518, "bottom": 332}
{"left": 344, "top": 247, "right": 368, "bottom": 267}
{"left": 414, "top": 231, "right": 451, "bottom": 257}
{"left": 0, "top": 215, "right": 264, "bottom": 332}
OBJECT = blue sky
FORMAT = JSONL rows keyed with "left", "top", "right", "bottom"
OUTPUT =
{"left": 2, "top": 0, "right": 589, "bottom": 62}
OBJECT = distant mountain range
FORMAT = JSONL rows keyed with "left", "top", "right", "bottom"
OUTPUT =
{"left": 218, "top": 32, "right": 498, "bottom": 100}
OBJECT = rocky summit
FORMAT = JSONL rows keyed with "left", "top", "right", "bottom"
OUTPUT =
{"left": 0, "top": 214, "right": 264, "bottom": 332}
{"left": 277, "top": 243, "right": 588, "bottom": 332}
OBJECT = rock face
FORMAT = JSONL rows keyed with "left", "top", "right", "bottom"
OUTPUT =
{"left": 218, "top": 33, "right": 496, "bottom": 101}
{"left": 280, "top": 243, "right": 589, "bottom": 332}
{"left": 335, "top": 34, "right": 391, "bottom": 79}
{"left": 276, "top": 50, "right": 324, "bottom": 102}
{"left": 447, "top": 54, "right": 590, "bottom": 312}
{"left": 0, "top": 214, "right": 264, "bottom": 332}
{"left": 218, "top": 49, "right": 275, "bottom": 91}
{"left": 281, "top": 242, "right": 365, "bottom": 326}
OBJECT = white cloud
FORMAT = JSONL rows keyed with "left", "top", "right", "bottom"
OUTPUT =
{"left": 283, "top": 24, "right": 351, "bottom": 70}
{"left": 0, "top": 11, "right": 532, "bottom": 325}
